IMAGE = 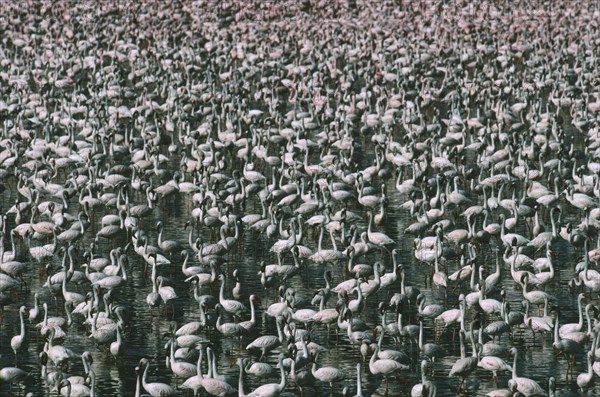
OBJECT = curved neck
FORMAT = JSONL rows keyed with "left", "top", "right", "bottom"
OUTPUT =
{"left": 142, "top": 363, "right": 150, "bottom": 388}
{"left": 469, "top": 327, "right": 477, "bottom": 357}
{"left": 546, "top": 250, "right": 554, "bottom": 277}
{"left": 276, "top": 319, "right": 285, "bottom": 343}
{"left": 369, "top": 345, "right": 379, "bottom": 367}
{"left": 169, "top": 338, "right": 176, "bottom": 363}
{"left": 249, "top": 297, "right": 256, "bottom": 324}
{"left": 119, "top": 256, "right": 127, "bottom": 280}
{"left": 62, "top": 270, "right": 69, "bottom": 295}
{"left": 458, "top": 330, "right": 466, "bottom": 359}
{"left": 277, "top": 356, "right": 286, "bottom": 389}
{"left": 19, "top": 308, "right": 25, "bottom": 336}
{"left": 63, "top": 382, "right": 72, "bottom": 397}
{"left": 210, "top": 349, "right": 219, "bottom": 378}
{"left": 356, "top": 363, "right": 363, "bottom": 396}
{"left": 420, "top": 361, "right": 428, "bottom": 384}
{"left": 181, "top": 252, "right": 190, "bottom": 272}
{"left": 64, "top": 302, "right": 72, "bottom": 327}
{"left": 377, "top": 327, "right": 384, "bottom": 349}
{"left": 89, "top": 374, "right": 96, "bottom": 397}
{"left": 219, "top": 277, "right": 226, "bottom": 302}
{"left": 355, "top": 285, "right": 363, "bottom": 303}
{"left": 554, "top": 316, "right": 560, "bottom": 344}
{"left": 577, "top": 295, "right": 585, "bottom": 328}
{"left": 373, "top": 264, "right": 381, "bottom": 284}
{"left": 150, "top": 262, "right": 158, "bottom": 293}
{"left": 400, "top": 271, "right": 406, "bottom": 294}
{"left": 585, "top": 304, "right": 594, "bottom": 334}
{"left": 237, "top": 359, "right": 245, "bottom": 397}
{"left": 324, "top": 273, "right": 331, "bottom": 291}
{"left": 158, "top": 224, "right": 164, "bottom": 245}
{"left": 216, "top": 309, "right": 223, "bottom": 329}
{"left": 317, "top": 226, "right": 325, "bottom": 251}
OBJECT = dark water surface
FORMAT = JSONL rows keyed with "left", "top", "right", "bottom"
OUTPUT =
{"left": 0, "top": 1, "right": 599, "bottom": 397}
{"left": 0, "top": 172, "right": 589, "bottom": 397}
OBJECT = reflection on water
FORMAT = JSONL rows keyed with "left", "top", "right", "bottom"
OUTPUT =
{"left": 0, "top": 174, "right": 589, "bottom": 396}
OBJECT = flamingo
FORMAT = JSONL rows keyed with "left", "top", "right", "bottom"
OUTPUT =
{"left": 110, "top": 324, "right": 125, "bottom": 359}
{"left": 56, "top": 374, "right": 95, "bottom": 397}
{"left": 180, "top": 346, "right": 210, "bottom": 396}
{"left": 343, "top": 373, "right": 365, "bottom": 397}
{"left": 435, "top": 293, "right": 465, "bottom": 330}
{"left": 411, "top": 359, "right": 435, "bottom": 397}
{"left": 138, "top": 358, "right": 178, "bottom": 397}
{"left": 311, "top": 352, "right": 344, "bottom": 394}
{"left": 576, "top": 351, "right": 595, "bottom": 393}
{"left": 166, "top": 336, "right": 197, "bottom": 381}
{"left": 156, "top": 220, "right": 183, "bottom": 254}
{"left": 158, "top": 276, "right": 178, "bottom": 315}
{"left": 308, "top": 226, "right": 345, "bottom": 265}
{"left": 0, "top": 367, "right": 30, "bottom": 391}
{"left": 533, "top": 243, "right": 555, "bottom": 285}
{"left": 523, "top": 299, "right": 553, "bottom": 344}
{"left": 521, "top": 274, "right": 555, "bottom": 308}
{"left": 559, "top": 293, "right": 586, "bottom": 337}
{"left": 478, "top": 345, "right": 513, "bottom": 380}
{"left": 244, "top": 359, "right": 276, "bottom": 380}
{"left": 417, "top": 294, "right": 443, "bottom": 321}
{"left": 245, "top": 316, "right": 285, "bottom": 361}
{"left": 44, "top": 327, "right": 79, "bottom": 368}
{"left": 218, "top": 275, "right": 247, "bottom": 318}
{"left": 418, "top": 320, "right": 446, "bottom": 361}
{"left": 367, "top": 210, "right": 394, "bottom": 250}
{"left": 238, "top": 295, "right": 260, "bottom": 331}
{"left": 552, "top": 316, "right": 583, "bottom": 372}
{"left": 510, "top": 348, "right": 546, "bottom": 396}
{"left": 485, "top": 379, "right": 518, "bottom": 397}
{"left": 10, "top": 305, "right": 27, "bottom": 362}
{"left": 500, "top": 214, "right": 530, "bottom": 247}
{"left": 369, "top": 345, "right": 409, "bottom": 392}
{"left": 28, "top": 292, "right": 41, "bottom": 323}
{"left": 147, "top": 256, "right": 162, "bottom": 309}
{"left": 205, "top": 347, "right": 237, "bottom": 394}
{"left": 448, "top": 327, "right": 478, "bottom": 390}
{"left": 241, "top": 354, "right": 286, "bottom": 397}
{"left": 61, "top": 269, "right": 85, "bottom": 305}
{"left": 215, "top": 304, "right": 248, "bottom": 338}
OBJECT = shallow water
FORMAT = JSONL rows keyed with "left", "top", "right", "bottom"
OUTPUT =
{"left": 0, "top": 1, "right": 598, "bottom": 397}
{"left": 0, "top": 172, "right": 590, "bottom": 397}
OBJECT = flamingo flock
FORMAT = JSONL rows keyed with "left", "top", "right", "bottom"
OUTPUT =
{"left": 1, "top": 0, "right": 600, "bottom": 396}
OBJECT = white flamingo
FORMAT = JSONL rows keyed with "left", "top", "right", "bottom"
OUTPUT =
{"left": 311, "top": 352, "right": 344, "bottom": 394}
{"left": 241, "top": 354, "right": 286, "bottom": 397}
{"left": 218, "top": 275, "right": 247, "bottom": 318}
{"left": 510, "top": 347, "right": 546, "bottom": 396}
{"left": 10, "top": 305, "right": 27, "bottom": 362}
{"left": 369, "top": 344, "right": 409, "bottom": 392}
{"left": 138, "top": 358, "right": 178, "bottom": 397}
{"left": 367, "top": 210, "right": 394, "bottom": 249}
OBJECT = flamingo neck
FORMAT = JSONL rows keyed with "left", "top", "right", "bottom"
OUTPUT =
{"left": 278, "top": 356, "right": 286, "bottom": 389}
{"left": 249, "top": 298, "right": 256, "bottom": 324}
{"left": 237, "top": 359, "right": 245, "bottom": 396}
